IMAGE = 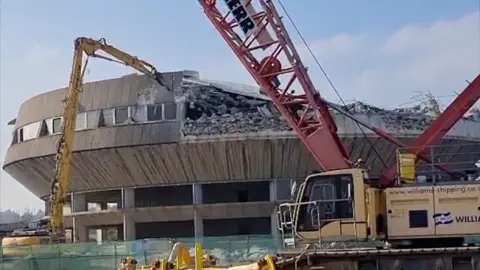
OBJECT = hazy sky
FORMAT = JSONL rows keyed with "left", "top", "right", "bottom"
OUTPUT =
{"left": 0, "top": 1, "right": 479, "bottom": 212}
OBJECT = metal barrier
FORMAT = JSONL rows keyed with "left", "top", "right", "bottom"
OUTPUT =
{"left": 396, "top": 143, "right": 480, "bottom": 184}
{"left": 0, "top": 235, "right": 282, "bottom": 270}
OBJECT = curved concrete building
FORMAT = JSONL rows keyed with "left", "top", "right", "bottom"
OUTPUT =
{"left": 3, "top": 70, "right": 480, "bottom": 242}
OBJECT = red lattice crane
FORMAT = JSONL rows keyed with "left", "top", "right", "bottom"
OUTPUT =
{"left": 380, "top": 74, "right": 480, "bottom": 186}
{"left": 198, "top": 0, "right": 480, "bottom": 186}
{"left": 198, "top": 0, "right": 350, "bottom": 171}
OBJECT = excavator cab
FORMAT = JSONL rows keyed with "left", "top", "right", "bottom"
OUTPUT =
{"left": 278, "top": 168, "right": 384, "bottom": 246}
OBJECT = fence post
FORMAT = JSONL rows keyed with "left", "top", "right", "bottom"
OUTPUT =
{"left": 142, "top": 239, "right": 148, "bottom": 265}
{"left": 228, "top": 237, "right": 232, "bottom": 264}
{"left": 246, "top": 235, "right": 250, "bottom": 260}
{"left": 114, "top": 241, "right": 118, "bottom": 269}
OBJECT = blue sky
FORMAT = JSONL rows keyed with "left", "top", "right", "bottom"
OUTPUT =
{"left": 1, "top": 1, "right": 479, "bottom": 212}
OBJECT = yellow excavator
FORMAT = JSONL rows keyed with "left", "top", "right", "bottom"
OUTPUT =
{"left": 1, "top": 37, "right": 169, "bottom": 256}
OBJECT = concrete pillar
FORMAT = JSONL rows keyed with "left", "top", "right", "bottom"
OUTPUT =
{"left": 192, "top": 184, "right": 203, "bottom": 239}
{"left": 122, "top": 188, "right": 135, "bottom": 209}
{"left": 95, "top": 228, "right": 109, "bottom": 243}
{"left": 123, "top": 214, "right": 136, "bottom": 241}
{"left": 44, "top": 199, "right": 51, "bottom": 216}
{"left": 71, "top": 193, "right": 87, "bottom": 212}
{"left": 72, "top": 217, "right": 87, "bottom": 243}
{"left": 271, "top": 210, "right": 279, "bottom": 236}
{"left": 96, "top": 229, "right": 103, "bottom": 244}
{"left": 192, "top": 183, "right": 202, "bottom": 204}
{"left": 269, "top": 180, "right": 277, "bottom": 202}
{"left": 270, "top": 180, "right": 279, "bottom": 237}
{"left": 194, "top": 210, "right": 203, "bottom": 240}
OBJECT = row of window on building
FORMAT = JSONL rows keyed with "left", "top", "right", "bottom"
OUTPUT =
{"left": 12, "top": 103, "right": 177, "bottom": 144}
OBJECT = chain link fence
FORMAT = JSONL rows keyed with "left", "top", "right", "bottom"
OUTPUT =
{"left": 0, "top": 235, "right": 282, "bottom": 270}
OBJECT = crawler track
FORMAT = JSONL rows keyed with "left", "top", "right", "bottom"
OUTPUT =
{"left": 274, "top": 246, "right": 480, "bottom": 270}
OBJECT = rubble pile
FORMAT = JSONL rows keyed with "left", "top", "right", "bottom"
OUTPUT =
{"left": 342, "top": 101, "right": 438, "bottom": 131}
{"left": 182, "top": 86, "right": 291, "bottom": 136}
{"left": 181, "top": 86, "right": 479, "bottom": 136}
{"left": 342, "top": 102, "right": 439, "bottom": 116}
{"left": 466, "top": 107, "right": 480, "bottom": 121}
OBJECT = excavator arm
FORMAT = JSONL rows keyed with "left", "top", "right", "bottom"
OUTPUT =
{"left": 49, "top": 37, "right": 167, "bottom": 238}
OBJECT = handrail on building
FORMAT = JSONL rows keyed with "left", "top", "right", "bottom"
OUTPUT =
{"left": 396, "top": 143, "right": 480, "bottom": 184}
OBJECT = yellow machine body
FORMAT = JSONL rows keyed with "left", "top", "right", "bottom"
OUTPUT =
{"left": 284, "top": 168, "right": 480, "bottom": 244}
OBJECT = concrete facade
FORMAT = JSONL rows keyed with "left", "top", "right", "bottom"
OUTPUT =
{"left": 3, "top": 70, "right": 480, "bottom": 241}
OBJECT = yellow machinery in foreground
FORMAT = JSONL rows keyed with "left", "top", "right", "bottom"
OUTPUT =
{"left": 120, "top": 242, "right": 480, "bottom": 270}
{"left": 118, "top": 242, "right": 278, "bottom": 270}
{"left": 1, "top": 37, "right": 168, "bottom": 253}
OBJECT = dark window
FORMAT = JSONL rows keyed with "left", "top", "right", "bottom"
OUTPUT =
{"left": 237, "top": 190, "right": 248, "bottom": 202}
{"left": 18, "top": 128, "right": 24, "bottom": 142}
{"left": 147, "top": 105, "right": 163, "bottom": 121}
{"left": 452, "top": 257, "right": 472, "bottom": 270}
{"left": 52, "top": 118, "right": 62, "bottom": 133}
{"left": 276, "top": 180, "right": 293, "bottom": 201}
{"left": 11, "top": 130, "right": 18, "bottom": 145}
{"left": 114, "top": 107, "right": 129, "bottom": 124}
{"left": 409, "top": 210, "right": 428, "bottom": 228}
{"left": 203, "top": 218, "right": 271, "bottom": 237}
{"left": 38, "top": 121, "right": 49, "bottom": 136}
{"left": 238, "top": 224, "right": 250, "bottom": 235}
{"left": 358, "top": 260, "right": 378, "bottom": 270}
{"left": 101, "top": 109, "right": 114, "bottom": 126}
{"left": 164, "top": 103, "right": 177, "bottom": 120}
{"left": 298, "top": 174, "right": 354, "bottom": 231}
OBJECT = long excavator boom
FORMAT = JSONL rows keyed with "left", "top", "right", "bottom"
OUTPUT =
{"left": 49, "top": 37, "right": 167, "bottom": 238}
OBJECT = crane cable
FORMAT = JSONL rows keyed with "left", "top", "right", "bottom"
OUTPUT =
{"left": 276, "top": 0, "right": 388, "bottom": 169}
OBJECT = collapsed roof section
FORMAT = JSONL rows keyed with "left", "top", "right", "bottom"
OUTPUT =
{"left": 179, "top": 78, "right": 480, "bottom": 137}
{"left": 181, "top": 82, "right": 289, "bottom": 136}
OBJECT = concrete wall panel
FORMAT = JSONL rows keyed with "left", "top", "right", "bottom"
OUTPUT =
{"left": 14, "top": 73, "right": 182, "bottom": 128}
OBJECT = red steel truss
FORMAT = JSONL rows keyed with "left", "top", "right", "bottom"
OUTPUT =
{"left": 198, "top": 0, "right": 350, "bottom": 170}
{"left": 380, "top": 74, "right": 480, "bottom": 186}
{"left": 199, "top": 0, "right": 480, "bottom": 185}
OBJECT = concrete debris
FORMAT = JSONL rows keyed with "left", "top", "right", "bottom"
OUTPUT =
{"left": 182, "top": 86, "right": 290, "bottom": 135}
{"left": 342, "top": 101, "right": 440, "bottom": 116}
{"left": 340, "top": 102, "right": 437, "bottom": 131}
{"left": 181, "top": 86, "right": 479, "bottom": 136}
{"left": 466, "top": 107, "right": 480, "bottom": 121}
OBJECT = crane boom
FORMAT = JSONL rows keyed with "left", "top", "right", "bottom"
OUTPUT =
{"left": 198, "top": 0, "right": 350, "bottom": 171}
{"left": 380, "top": 74, "right": 480, "bottom": 186}
{"left": 49, "top": 37, "right": 166, "bottom": 238}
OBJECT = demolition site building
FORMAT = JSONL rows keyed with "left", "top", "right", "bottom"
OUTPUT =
{"left": 3, "top": 70, "right": 480, "bottom": 242}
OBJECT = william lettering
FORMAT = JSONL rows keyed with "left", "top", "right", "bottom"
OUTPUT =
{"left": 455, "top": 215, "right": 480, "bottom": 223}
